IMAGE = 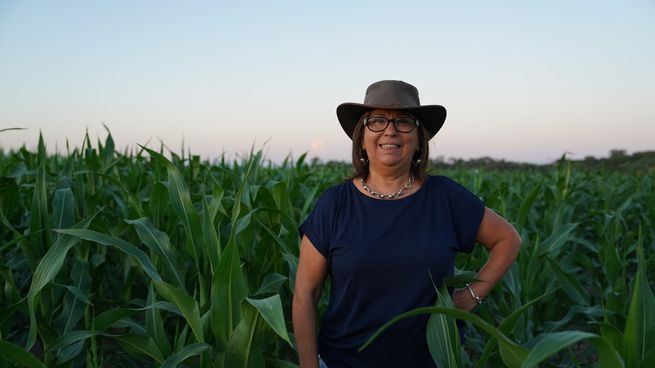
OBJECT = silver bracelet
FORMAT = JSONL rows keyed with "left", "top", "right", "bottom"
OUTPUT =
{"left": 465, "top": 283, "right": 482, "bottom": 305}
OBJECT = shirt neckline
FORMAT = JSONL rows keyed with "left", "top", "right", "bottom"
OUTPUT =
{"left": 348, "top": 176, "right": 430, "bottom": 203}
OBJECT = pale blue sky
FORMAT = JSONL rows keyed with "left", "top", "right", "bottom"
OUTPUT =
{"left": 1, "top": 0, "right": 654, "bottom": 163}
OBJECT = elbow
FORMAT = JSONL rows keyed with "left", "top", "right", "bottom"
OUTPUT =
{"left": 510, "top": 227, "right": 522, "bottom": 257}
{"left": 491, "top": 225, "right": 521, "bottom": 259}
{"left": 293, "top": 285, "right": 323, "bottom": 308}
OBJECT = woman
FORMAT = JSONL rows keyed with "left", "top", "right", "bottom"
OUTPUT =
{"left": 292, "top": 80, "right": 521, "bottom": 367}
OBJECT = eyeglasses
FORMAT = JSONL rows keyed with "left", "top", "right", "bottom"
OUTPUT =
{"left": 364, "top": 116, "right": 419, "bottom": 133}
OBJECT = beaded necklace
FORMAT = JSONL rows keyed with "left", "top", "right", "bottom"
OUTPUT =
{"left": 360, "top": 176, "right": 415, "bottom": 200}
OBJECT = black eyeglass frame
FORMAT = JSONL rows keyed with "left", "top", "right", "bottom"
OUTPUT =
{"left": 363, "top": 116, "right": 420, "bottom": 133}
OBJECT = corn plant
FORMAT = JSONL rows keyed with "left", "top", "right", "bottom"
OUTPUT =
{"left": 0, "top": 131, "right": 653, "bottom": 367}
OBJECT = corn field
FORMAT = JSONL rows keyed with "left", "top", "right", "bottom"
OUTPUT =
{"left": 0, "top": 132, "right": 653, "bottom": 367}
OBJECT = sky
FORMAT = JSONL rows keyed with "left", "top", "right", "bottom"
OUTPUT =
{"left": 1, "top": 0, "right": 654, "bottom": 164}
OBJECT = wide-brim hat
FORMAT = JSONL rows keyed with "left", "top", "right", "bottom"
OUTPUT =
{"left": 336, "top": 80, "right": 446, "bottom": 140}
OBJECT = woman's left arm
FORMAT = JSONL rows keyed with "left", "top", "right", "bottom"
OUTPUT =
{"left": 452, "top": 207, "right": 522, "bottom": 312}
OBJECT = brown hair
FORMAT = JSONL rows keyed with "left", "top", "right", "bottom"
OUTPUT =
{"left": 351, "top": 111, "right": 430, "bottom": 183}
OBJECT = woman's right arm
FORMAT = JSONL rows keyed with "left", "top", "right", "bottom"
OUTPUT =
{"left": 293, "top": 235, "right": 328, "bottom": 368}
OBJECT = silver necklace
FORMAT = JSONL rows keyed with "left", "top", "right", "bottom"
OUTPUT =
{"left": 360, "top": 176, "right": 415, "bottom": 200}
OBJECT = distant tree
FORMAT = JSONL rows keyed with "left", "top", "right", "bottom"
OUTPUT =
{"left": 609, "top": 149, "right": 627, "bottom": 159}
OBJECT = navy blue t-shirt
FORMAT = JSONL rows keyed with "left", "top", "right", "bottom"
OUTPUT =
{"left": 299, "top": 175, "right": 485, "bottom": 368}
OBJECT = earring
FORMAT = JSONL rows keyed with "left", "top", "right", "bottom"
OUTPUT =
{"left": 360, "top": 149, "right": 368, "bottom": 165}
{"left": 413, "top": 150, "right": 423, "bottom": 166}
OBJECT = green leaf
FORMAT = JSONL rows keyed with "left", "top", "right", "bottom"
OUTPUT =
{"left": 93, "top": 301, "right": 180, "bottom": 331}
{"left": 154, "top": 281, "right": 204, "bottom": 343}
{"left": 588, "top": 336, "right": 625, "bottom": 368}
{"left": 521, "top": 331, "right": 598, "bottom": 367}
{"left": 230, "top": 152, "right": 257, "bottom": 225}
{"left": 116, "top": 334, "right": 165, "bottom": 364}
{"left": 26, "top": 213, "right": 97, "bottom": 350}
{"left": 52, "top": 283, "right": 93, "bottom": 306}
{"left": 426, "top": 285, "right": 462, "bottom": 368}
{"left": 590, "top": 321, "right": 623, "bottom": 354}
{"left": 146, "top": 283, "right": 172, "bottom": 357}
{"left": 29, "top": 133, "right": 51, "bottom": 263}
{"left": 477, "top": 291, "right": 556, "bottom": 368}
{"left": 0, "top": 339, "right": 46, "bottom": 368}
{"left": 55, "top": 228, "right": 163, "bottom": 282}
{"left": 52, "top": 229, "right": 207, "bottom": 347}
{"left": 0, "top": 127, "right": 27, "bottom": 133}
{"left": 160, "top": 343, "right": 210, "bottom": 368}
{"left": 517, "top": 181, "right": 540, "bottom": 230}
{"left": 211, "top": 236, "right": 248, "bottom": 349}
{"left": 201, "top": 188, "right": 222, "bottom": 271}
{"left": 623, "top": 228, "right": 655, "bottom": 367}
{"left": 126, "top": 217, "right": 185, "bottom": 289}
{"left": 224, "top": 304, "right": 259, "bottom": 368}
{"left": 46, "top": 330, "right": 95, "bottom": 351}
{"left": 51, "top": 187, "right": 75, "bottom": 240}
{"left": 546, "top": 257, "right": 589, "bottom": 306}
{"left": 639, "top": 345, "right": 655, "bottom": 368}
{"left": 253, "top": 273, "right": 288, "bottom": 296}
{"left": 246, "top": 294, "right": 292, "bottom": 346}
{"left": 142, "top": 147, "right": 203, "bottom": 264}
{"left": 540, "top": 223, "right": 577, "bottom": 256}
{"left": 51, "top": 261, "right": 93, "bottom": 363}
{"left": 257, "top": 220, "right": 293, "bottom": 256}
{"left": 360, "top": 306, "right": 528, "bottom": 368}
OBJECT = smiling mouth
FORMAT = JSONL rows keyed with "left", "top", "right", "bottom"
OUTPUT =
{"left": 379, "top": 144, "right": 401, "bottom": 149}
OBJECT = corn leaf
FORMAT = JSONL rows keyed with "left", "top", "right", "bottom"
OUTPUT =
{"left": 143, "top": 147, "right": 203, "bottom": 264}
{"left": 26, "top": 213, "right": 97, "bottom": 350}
{"left": 426, "top": 286, "right": 462, "bottom": 368}
{"left": 253, "top": 273, "right": 288, "bottom": 296}
{"left": 116, "top": 334, "right": 165, "bottom": 364}
{"left": 211, "top": 236, "right": 248, "bottom": 349}
{"left": 94, "top": 301, "right": 179, "bottom": 331}
{"left": 623, "top": 228, "right": 655, "bottom": 367}
{"left": 589, "top": 336, "right": 625, "bottom": 368}
{"left": 476, "top": 291, "right": 556, "bottom": 368}
{"left": 224, "top": 304, "right": 259, "bottom": 368}
{"left": 146, "top": 283, "right": 172, "bottom": 357}
{"left": 0, "top": 339, "right": 46, "bottom": 368}
{"left": 246, "top": 294, "right": 292, "bottom": 346}
{"left": 546, "top": 257, "right": 589, "bottom": 306}
{"left": 51, "top": 187, "right": 75, "bottom": 241}
{"left": 126, "top": 217, "right": 185, "bottom": 289}
{"left": 29, "top": 133, "right": 50, "bottom": 263}
{"left": 360, "top": 306, "right": 528, "bottom": 368}
{"left": 55, "top": 228, "right": 163, "bottom": 282}
{"left": 517, "top": 181, "right": 540, "bottom": 230}
{"left": 46, "top": 330, "right": 96, "bottom": 351}
{"left": 520, "top": 331, "right": 598, "bottom": 367}
{"left": 160, "top": 343, "right": 210, "bottom": 368}
{"left": 154, "top": 281, "right": 204, "bottom": 343}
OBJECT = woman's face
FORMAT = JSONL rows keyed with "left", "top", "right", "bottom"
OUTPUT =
{"left": 362, "top": 109, "right": 419, "bottom": 173}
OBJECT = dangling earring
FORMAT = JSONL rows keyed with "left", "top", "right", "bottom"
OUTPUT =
{"left": 413, "top": 150, "right": 423, "bottom": 167}
{"left": 360, "top": 149, "right": 368, "bottom": 165}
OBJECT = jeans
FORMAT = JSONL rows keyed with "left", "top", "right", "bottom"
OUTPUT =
{"left": 318, "top": 355, "right": 328, "bottom": 368}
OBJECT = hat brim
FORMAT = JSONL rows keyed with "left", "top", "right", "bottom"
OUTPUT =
{"left": 336, "top": 103, "right": 447, "bottom": 140}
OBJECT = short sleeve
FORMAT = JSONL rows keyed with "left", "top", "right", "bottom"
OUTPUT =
{"left": 443, "top": 177, "right": 485, "bottom": 253}
{"left": 298, "top": 186, "right": 340, "bottom": 259}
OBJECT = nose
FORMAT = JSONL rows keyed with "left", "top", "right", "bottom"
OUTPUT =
{"left": 383, "top": 120, "right": 398, "bottom": 135}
